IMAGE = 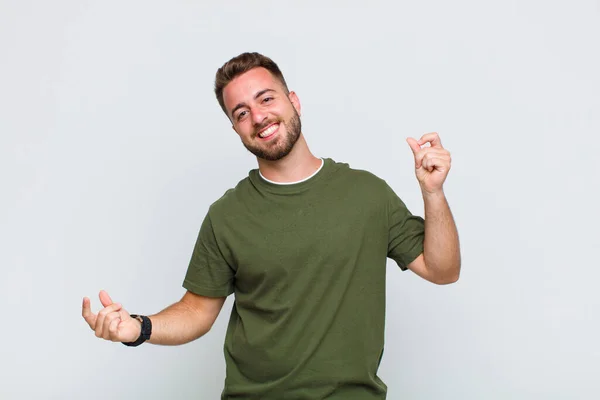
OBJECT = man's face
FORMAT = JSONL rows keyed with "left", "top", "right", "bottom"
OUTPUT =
{"left": 223, "top": 67, "right": 302, "bottom": 161}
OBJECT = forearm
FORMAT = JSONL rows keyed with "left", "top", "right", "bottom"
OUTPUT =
{"left": 146, "top": 301, "right": 212, "bottom": 346}
{"left": 423, "top": 190, "right": 461, "bottom": 283}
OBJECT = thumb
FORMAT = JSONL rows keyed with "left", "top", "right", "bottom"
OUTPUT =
{"left": 118, "top": 307, "right": 132, "bottom": 321}
{"left": 406, "top": 137, "right": 422, "bottom": 169}
{"left": 406, "top": 137, "right": 421, "bottom": 156}
{"left": 99, "top": 290, "right": 114, "bottom": 307}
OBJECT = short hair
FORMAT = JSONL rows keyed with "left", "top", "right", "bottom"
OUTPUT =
{"left": 214, "top": 52, "right": 289, "bottom": 117}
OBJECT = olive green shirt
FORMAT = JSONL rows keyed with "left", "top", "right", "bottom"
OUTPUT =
{"left": 183, "top": 158, "right": 425, "bottom": 399}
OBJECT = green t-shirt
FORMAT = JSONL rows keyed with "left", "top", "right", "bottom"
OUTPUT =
{"left": 183, "top": 158, "right": 425, "bottom": 399}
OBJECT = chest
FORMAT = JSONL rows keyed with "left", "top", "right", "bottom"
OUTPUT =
{"left": 216, "top": 191, "right": 388, "bottom": 295}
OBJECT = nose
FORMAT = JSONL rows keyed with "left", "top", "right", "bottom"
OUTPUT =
{"left": 251, "top": 107, "right": 268, "bottom": 127}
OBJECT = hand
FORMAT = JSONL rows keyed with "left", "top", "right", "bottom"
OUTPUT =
{"left": 82, "top": 290, "right": 141, "bottom": 343}
{"left": 406, "top": 132, "right": 451, "bottom": 195}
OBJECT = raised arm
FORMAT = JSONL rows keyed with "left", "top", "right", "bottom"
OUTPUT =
{"left": 82, "top": 290, "right": 226, "bottom": 346}
{"left": 405, "top": 132, "right": 461, "bottom": 285}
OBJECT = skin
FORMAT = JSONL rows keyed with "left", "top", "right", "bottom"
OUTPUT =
{"left": 82, "top": 66, "right": 460, "bottom": 345}
{"left": 405, "top": 133, "right": 461, "bottom": 284}
{"left": 223, "top": 67, "right": 322, "bottom": 183}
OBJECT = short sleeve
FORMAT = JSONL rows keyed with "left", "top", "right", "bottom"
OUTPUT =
{"left": 183, "top": 212, "right": 235, "bottom": 297}
{"left": 386, "top": 184, "right": 425, "bottom": 270}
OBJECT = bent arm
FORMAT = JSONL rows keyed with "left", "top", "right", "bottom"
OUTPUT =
{"left": 146, "top": 290, "right": 226, "bottom": 345}
{"left": 408, "top": 191, "right": 461, "bottom": 284}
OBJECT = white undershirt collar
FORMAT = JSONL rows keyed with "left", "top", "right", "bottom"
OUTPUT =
{"left": 259, "top": 158, "right": 324, "bottom": 185}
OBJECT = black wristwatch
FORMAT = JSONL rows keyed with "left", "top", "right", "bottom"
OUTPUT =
{"left": 122, "top": 314, "right": 152, "bottom": 347}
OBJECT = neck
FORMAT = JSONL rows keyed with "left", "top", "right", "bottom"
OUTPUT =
{"left": 257, "top": 134, "right": 321, "bottom": 183}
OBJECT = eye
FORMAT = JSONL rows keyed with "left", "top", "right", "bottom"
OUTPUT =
{"left": 262, "top": 96, "right": 273, "bottom": 103}
{"left": 237, "top": 110, "right": 248, "bottom": 121}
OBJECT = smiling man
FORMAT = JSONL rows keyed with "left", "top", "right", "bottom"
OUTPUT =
{"left": 82, "top": 52, "right": 461, "bottom": 399}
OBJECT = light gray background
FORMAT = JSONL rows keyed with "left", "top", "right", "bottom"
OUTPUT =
{"left": 1, "top": 1, "right": 599, "bottom": 399}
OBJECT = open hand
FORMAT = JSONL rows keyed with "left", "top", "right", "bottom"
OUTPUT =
{"left": 406, "top": 132, "right": 451, "bottom": 195}
{"left": 82, "top": 290, "right": 140, "bottom": 343}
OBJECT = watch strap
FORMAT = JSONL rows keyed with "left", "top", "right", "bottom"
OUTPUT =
{"left": 122, "top": 314, "right": 152, "bottom": 347}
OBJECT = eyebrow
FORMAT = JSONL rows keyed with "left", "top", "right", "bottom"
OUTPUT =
{"left": 230, "top": 88, "right": 277, "bottom": 119}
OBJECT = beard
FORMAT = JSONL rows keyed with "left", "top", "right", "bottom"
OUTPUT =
{"left": 242, "top": 109, "right": 302, "bottom": 161}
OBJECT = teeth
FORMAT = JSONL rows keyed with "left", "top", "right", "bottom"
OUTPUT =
{"left": 259, "top": 124, "right": 278, "bottom": 138}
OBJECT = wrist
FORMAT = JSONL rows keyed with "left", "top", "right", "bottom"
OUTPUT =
{"left": 421, "top": 188, "right": 445, "bottom": 200}
{"left": 122, "top": 314, "right": 152, "bottom": 347}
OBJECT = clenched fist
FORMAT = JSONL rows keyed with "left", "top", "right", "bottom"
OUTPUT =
{"left": 82, "top": 290, "right": 141, "bottom": 343}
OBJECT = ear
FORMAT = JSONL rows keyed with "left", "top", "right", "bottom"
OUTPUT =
{"left": 288, "top": 91, "right": 302, "bottom": 116}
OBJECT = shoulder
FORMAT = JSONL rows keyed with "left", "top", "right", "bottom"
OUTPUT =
{"left": 206, "top": 175, "right": 254, "bottom": 216}
{"left": 326, "top": 158, "right": 389, "bottom": 191}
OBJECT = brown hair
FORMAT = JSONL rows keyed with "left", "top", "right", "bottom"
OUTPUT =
{"left": 214, "top": 52, "right": 289, "bottom": 117}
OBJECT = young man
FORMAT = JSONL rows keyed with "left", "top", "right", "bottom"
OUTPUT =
{"left": 82, "top": 52, "right": 460, "bottom": 399}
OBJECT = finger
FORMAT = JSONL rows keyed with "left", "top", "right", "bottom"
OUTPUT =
{"left": 407, "top": 138, "right": 426, "bottom": 168}
{"left": 99, "top": 290, "right": 114, "bottom": 308}
{"left": 82, "top": 297, "right": 97, "bottom": 329}
{"left": 420, "top": 149, "right": 450, "bottom": 163}
{"left": 422, "top": 157, "right": 449, "bottom": 173}
{"left": 95, "top": 302, "right": 122, "bottom": 338}
{"left": 418, "top": 132, "right": 443, "bottom": 148}
{"left": 406, "top": 138, "right": 421, "bottom": 157}
{"left": 104, "top": 313, "right": 121, "bottom": 340}
{"left": 108, "top": 316, "right": 123, "bottom": 341}
{"left": 414, "top": 148, "right": 449, "bottom": 170}
{"left": 118, "top": 307, "right": 131, "bottom": 321}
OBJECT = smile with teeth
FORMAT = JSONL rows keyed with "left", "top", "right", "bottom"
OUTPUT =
{"left": 258, "top": 123, "right": 279, "bottom": 139}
